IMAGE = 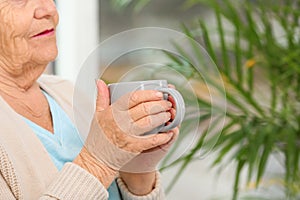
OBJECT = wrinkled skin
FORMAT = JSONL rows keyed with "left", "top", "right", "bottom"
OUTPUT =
{"left": 76, "top": 80, "right": 179, "bottom": 193}
{"left": 0, "top": 0, "right": 58, "bottom": 88}
{"left": 0, "top": 0, "right": 58, "bottom": 132}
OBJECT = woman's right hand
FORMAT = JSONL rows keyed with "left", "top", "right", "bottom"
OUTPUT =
{"left": 74, "top": 80, "right": 174, "bottom": 187}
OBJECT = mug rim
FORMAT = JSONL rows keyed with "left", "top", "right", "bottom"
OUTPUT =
{"left": 108, "top": 79, "right": 167, "bottom": 87}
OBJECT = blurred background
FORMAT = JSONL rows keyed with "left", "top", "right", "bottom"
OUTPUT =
{"left": 52, "top": 1, "right": 300, "bottom": 199}
{"left": 52, "top": 0, "right": 209, "bottom": 82}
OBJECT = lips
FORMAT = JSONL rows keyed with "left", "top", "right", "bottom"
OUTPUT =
{"left": 32, "top": 28, "right": 55, "bottom": 38}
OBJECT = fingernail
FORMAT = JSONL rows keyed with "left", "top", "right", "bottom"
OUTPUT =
{"left": 167, "top": 101, "right": 172, "bottom": 107}
{"left": 167, "top": 112, "right": 171, "bottom": 120}
{"left": 156, "top": 92, "right": 163, "bottom": 98}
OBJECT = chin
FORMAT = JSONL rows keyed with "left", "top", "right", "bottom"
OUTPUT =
{"left": 29, "top": 35, "right": 58, "bottom": 64}
{"left": 33, "top": 44, "right": 58, "bottom": 64}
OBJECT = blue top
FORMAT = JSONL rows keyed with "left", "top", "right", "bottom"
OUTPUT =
{"left": 23, "top": 91, "right": 122, "bottom": 200}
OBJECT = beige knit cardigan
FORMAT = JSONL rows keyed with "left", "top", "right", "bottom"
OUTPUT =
{"left": 0, "top": 75, "right": 164, "bottom": 200}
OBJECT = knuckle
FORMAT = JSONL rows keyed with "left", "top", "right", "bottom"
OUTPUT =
{"left": 141, "top": 102, "right": 149, "bottom": 114}
{"left": 107, "top": 130, "right": 123, "bottom": 146}
{"left": 149, "top": 135, "right": 159, "bottom": 147}
{"left": 130, "top": 92, "right": 139, "bottom": 104}
{"left": 136, "top": 117, "right": 153, "bottom": 132}
{"left": 140, "top": 116, "right": 152, "bottom": 127}
{"left": 152, "top": 135, "right": 158, "bottom": 143}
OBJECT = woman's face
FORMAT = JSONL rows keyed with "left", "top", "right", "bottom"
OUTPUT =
{"left": 0, "top": 0, "right": 59, "bottom": 75}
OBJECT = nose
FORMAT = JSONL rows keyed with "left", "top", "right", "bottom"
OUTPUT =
{"left": 34, "top": 0, "right": 57, "bottom": 19}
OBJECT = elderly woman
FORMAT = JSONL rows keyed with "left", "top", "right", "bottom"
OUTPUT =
{"left": 0, "top": 0, "right": 179, "bottom": 199}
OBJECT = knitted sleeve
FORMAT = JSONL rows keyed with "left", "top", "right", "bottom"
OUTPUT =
{"left": 116, "top": 172, "right": 165, "bottom": 200}
{"left": 0, "top": 162, "right": 108, "bottom": 200}
{"left": 40, "top": 163, "right": 108, "bottom": 200}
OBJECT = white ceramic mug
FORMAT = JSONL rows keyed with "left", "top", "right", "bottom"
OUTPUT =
{"left": 108, "top": 80, "right": 185, "bottom": 135}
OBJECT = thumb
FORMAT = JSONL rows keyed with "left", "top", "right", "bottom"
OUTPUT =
{"left": 95, "top": 79, "right": 110, "bottom": 111}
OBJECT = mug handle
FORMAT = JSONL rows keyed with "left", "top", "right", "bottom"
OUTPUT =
{"left": 156, "top": 87, "right": 185, "bottom": 132}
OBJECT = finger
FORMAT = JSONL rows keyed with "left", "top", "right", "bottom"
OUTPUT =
{"left": 163, "top": 127, "right": 180, "bottom": 147}
{"left": 129, "top": 100, "right": 172, "bottom": 122}
{"left": 166, "top": 119, "right": 181, "bottom": 129}
{"left": 141, "top": 128, "right": 179, "bottom": 153}
{"left": 169, "top": 108, "right": 176, "bottom": 120}
{"left": 137, "top": 132, "right": 174, "bottom": 151}
{"left": 95, "top": 79, "right": 110, "bottom": 112}
{"left": 167, "top": 84, "right": 177, "bottom": 109}
{"left": 168, "top": 95, "right": 176, "bottom": 109}
{"left": 115, "top": 90, "right": 164, "bottom": 110}
{"left": 130, "top": 112, "right": 171, "bottom": 135}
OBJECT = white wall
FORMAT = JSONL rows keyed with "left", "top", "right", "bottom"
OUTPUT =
{"left": 55, "top": 0, "right": 99, "bottom": 82}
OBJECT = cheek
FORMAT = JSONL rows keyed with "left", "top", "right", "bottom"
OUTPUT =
{"left": 29, "top": 14, "right": 59, "bottom": 64}
{"left": 0, "top": 7, "right": 31, "bottom": 66}
{"left": 1, "top": 37, "right": 31, "bottom": 65}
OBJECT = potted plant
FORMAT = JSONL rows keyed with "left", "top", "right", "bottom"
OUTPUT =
{"left": 109, "top": 0, "right": 300, "bottom": 199}
{"left": 159, "top": 0, "right": 300, "bottom": 199}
